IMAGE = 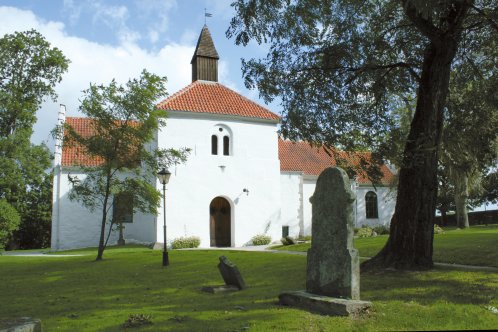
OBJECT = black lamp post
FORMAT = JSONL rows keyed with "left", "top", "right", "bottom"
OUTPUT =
{"left": 157, "top": 168, "right": 171, "bottom": 266}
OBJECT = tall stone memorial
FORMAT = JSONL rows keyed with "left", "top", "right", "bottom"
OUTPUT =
{"left": 279, "top": 167, "right": 372, "bottom": 316}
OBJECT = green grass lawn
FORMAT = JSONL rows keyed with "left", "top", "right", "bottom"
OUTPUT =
{"left": 272, "top": 225, "right": 498, "bottom": 267}
{"left": 1, "top": 246, "right": 498, "bottom": 331}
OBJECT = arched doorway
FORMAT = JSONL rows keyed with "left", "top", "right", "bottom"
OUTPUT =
{"left": 209, "top": 197, "right": 231, "bottom": 247}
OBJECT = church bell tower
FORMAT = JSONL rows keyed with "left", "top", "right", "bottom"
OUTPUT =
{"left": 191, "top": 25, "right": 219, "bottom": 82}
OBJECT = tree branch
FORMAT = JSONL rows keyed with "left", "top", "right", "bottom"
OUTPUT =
{"left": 471, "top": 4, "right": 498, "bottom": 32}
{"left": 400, "top": 0, "right": 440, "bottom": 42}
{"left": 302, "top": 62, "right": 420, "bottom": 80}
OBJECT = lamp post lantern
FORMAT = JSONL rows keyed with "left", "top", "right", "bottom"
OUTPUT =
{"left": 157, "top": 168, "right": 171, "bottom": 266}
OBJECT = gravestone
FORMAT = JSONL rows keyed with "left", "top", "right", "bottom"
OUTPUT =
{"left": 218, "top": 256, "right": 246, "bottom": 289}
{"left": 201, "top": 256, "right": 246, "bottom": 293}
{"left": 279, "top": 167, "right": 371, "bottom": 316}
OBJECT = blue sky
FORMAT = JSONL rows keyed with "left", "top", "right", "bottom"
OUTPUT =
{"left": 0, "top": 0, "right": 276, "bottom": 145}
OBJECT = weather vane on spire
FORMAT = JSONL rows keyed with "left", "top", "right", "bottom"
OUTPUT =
{"left": 204, "top": 8, "right": 212, "bottom": 25}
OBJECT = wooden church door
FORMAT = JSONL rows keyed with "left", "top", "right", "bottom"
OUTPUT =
{"left": 209, "top": 197, "right": 231, "bottom": 247}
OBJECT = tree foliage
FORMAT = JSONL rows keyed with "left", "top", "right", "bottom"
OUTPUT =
{"left": 0, "top": 199, "right": 20, "bottom": 249}
{"left": 0, "top": 30, "right": 69, "bottom": 248}
{"left": 473, "top": 171, "right": 498, "bottom": 205}
{"left": 440, "top": 54, "right": 498, "bottom": 228}
{"left": 228, "top": 0, "right": 498, "bottom": 269}
{"left": 10, "top": 173, "right": 53, "bottom": 249}
{"left": 64, "top": 70, "right": 189, "bottom": 261}
{"left": 0, "top": 29, "right": 69, "bottom": 137}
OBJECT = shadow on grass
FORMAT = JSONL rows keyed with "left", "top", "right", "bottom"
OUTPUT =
{"left": 2, "top": 249, "right": 497, "bottom": 331}
{"left": 0, "top": 250, "right": 310, "bottom": 331}
{"left": 361, "top": 267, "right": 498, "bottom": 305}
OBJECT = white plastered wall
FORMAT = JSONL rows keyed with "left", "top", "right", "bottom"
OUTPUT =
{"left": 279, "top": 172, "right": 303, "bottom": 238}
{"left": 51, "top": 170, "right": 157, "bottom": 250}
{"left": 354, "top": 186, "right": 396, "bottom": 227}
{"left": 278, "top": 173, "right": 397, "bottom": 236}
{"left": 156, "top": 112, "right": 282, "bottom": 247}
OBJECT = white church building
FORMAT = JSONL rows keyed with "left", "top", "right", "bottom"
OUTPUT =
{"left": 51, "top": 26, "right": 396, "bottom": 250}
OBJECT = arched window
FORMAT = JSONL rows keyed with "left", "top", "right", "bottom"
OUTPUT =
{"left": 365, "top": 191, "right": 378, "bottom": 219}
{"left": 223, "top": 136, "right": 230, "bottom": 156}
{"left": 211, "top": 124, "right": 233, "bottom": 156}
{"left": 211, "top": 135, "right": 218, "bottom": 155}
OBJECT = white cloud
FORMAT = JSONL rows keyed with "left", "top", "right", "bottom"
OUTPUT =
{"left": 135, "top": 0, "right": 177, "bottom": 45}
{"left": 62, "top": 0, "right": 83, "bottom": 25}
{"left": 0, "top": 6, "right": 193, "bottom": 147}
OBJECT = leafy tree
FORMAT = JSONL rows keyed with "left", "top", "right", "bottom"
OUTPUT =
{"left": 228, "top": 0, "right": 497, "bottom": 269}
{"left": 0, "top": 30, "right": 69, "bottom": 247}
{"left": 64, "top": 70, "right": 189, "bottom": 261}
{"left": 483, "top": 171, "right": 498, "bottom": 204}
{"left": 435, "top": 165, "right": 456, "bottom": 226}
{"left": 0, "top": 199, "right": 20, "bottom": 249}
{"left": 440, "top": 68, "right": 498, "bottom": 228}
{"left": 472, "top": 171, "right": 498, "bottom": 206}
{"left": 10, "top": 172, "right": 53, "bottom": 249}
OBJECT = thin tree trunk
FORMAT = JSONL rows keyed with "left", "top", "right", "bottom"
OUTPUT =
{"left": 454, "top": 174, "right": 470, "bottom": 228}
{"left": 96, "top": 171, "right": 112, "bottom": 261}
{"left": 362, "top": 42, "right": 457, "bottom": 270}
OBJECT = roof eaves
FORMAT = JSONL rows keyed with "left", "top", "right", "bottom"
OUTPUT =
{"left": 166, "top": 109, "right": 280, "bottom": 124}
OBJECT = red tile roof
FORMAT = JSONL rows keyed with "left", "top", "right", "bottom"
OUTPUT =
{"left": 157, "top": 80, "right": 280, "bottom": 121}
{"left": 62, "top": 118, "right": 103, "bottom": 167}
{"left": 62, "top": 119, "right": 394, "bottom": 186}
{"left": 61, "top": 117, "right": 140, "bottom": 167}
{"left": 278, "top": 139, "right": 395, "bottom": 185}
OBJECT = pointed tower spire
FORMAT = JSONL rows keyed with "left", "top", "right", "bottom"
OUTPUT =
{"left": 191, "top": 25, "right": 219, "bottom": 82}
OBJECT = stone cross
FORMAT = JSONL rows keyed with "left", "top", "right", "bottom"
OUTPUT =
{"left": 306, "top": 167, "right": 359, "bottom": 300}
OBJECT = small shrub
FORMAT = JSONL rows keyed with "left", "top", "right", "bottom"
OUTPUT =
{"left": 123, "top": 314, "right": 152, "bottom": 328}
{"left": 171, "top": 236, "right": 200, "bottom": 249}
{"left": 373, "top": 225, "right": 390, "bottom": 235}
{"left": 280, "top": 237, "right": 289, "bottom": 245}
{"left": 434, "top": 224, "right": 444, "bottom": 234}
{"left": 356, "top": 226, "right": 377, "bottom": 238}
{"left": 251, "top": 234, "right": 271, "bottom": 245}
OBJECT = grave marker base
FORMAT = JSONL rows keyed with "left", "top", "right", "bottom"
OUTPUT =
{"left": 279, "top": 290, "right": 371, "bottom": 317}
{"left": 0, "top": 317, "right": 42, "bottom": 332}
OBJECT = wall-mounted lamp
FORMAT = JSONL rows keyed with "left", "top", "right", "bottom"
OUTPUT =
{"left": 243, "top": 188, "right": 249, "bottom": 196}
{"left": 68, "top": 173, "right": 80, "bottom": 185}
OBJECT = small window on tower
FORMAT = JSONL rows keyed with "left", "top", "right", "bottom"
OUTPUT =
{"left": 223, "top": 136, "right": 230, "bottom": 156}
{"left": 211, "top": 135, "right": 218, "bottom": 155}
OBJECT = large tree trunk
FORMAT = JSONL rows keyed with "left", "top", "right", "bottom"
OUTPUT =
{"left": 362, "top": 43, "right": 458, "bottom": 270}
{"left": 454, "top": 174, "right": 470, "bottom": 228}
{"left": 361, "top": 1, "right": 470, "bottom": 271}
